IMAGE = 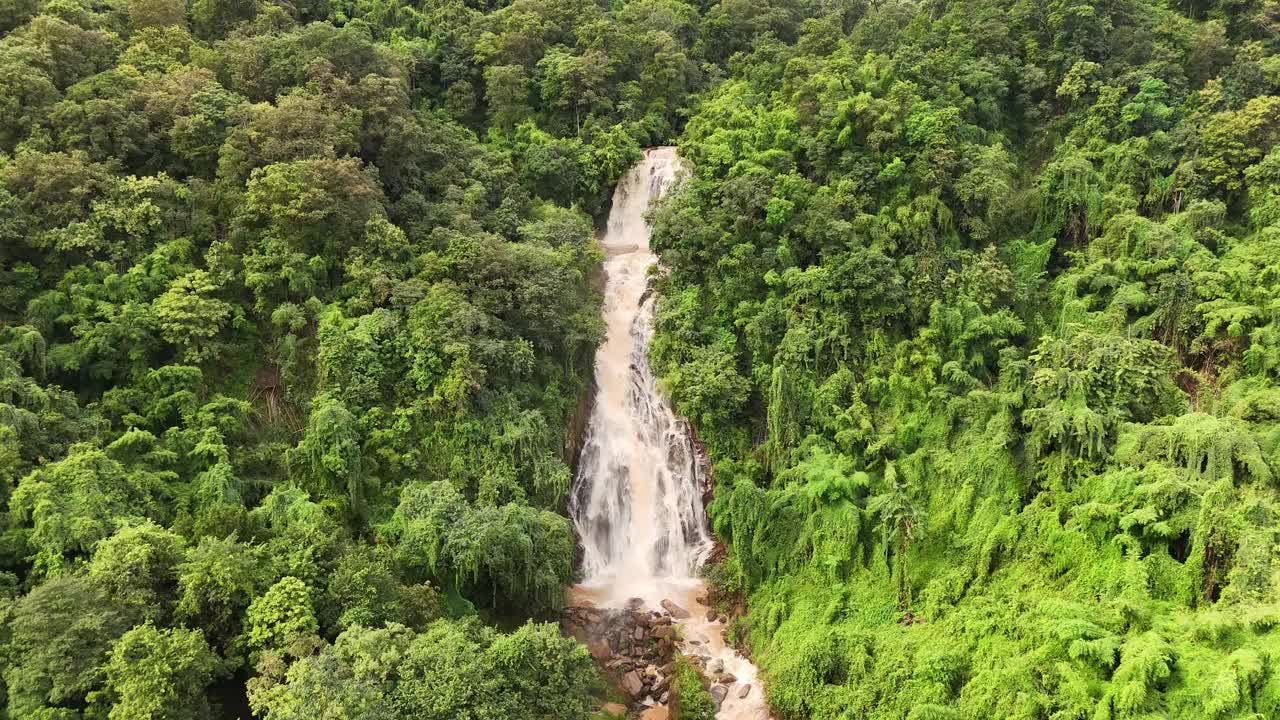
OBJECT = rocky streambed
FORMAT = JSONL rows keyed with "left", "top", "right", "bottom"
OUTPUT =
{"left": 562, "top": 599, "right": 681, "bottom": 708}
{"left": 562, "top": 590, "right": 769, "bottom": 720}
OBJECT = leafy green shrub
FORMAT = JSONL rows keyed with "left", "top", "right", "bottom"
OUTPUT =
{"left": 672, "top": 657, "right": 715, "bottom": 720}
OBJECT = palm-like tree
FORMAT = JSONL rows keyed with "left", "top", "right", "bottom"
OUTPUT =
{"left": 867, "top": 462, "right": 919, "bottom": 609}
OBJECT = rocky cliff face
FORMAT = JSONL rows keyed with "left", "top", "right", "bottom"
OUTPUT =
{"left": 562, "top": 375, "right": 597, "bottom": 477}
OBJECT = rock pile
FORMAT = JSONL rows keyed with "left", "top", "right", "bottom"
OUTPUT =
{"left": 562, "top": 598, "right": 680, "bottom": 706}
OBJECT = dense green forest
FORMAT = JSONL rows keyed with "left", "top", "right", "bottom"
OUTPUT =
{"left": 0, "top": 0, "right": 1277, "bottom": 717}
{"left": 0, "top": 0, "right": 710, "bottom": 715}
{"left": 647, "top": 0, "right": 1280, "bottom": 718}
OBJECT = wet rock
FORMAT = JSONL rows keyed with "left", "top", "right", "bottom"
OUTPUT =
{"left": 627, "top": 597, "right": 645, "bottom": 611}
{"left": 660, "top": 599, "right": 691, "bottom": 619}
{"left": 706, "top": 611, "right": 719, "bottom": 623}
{"left": 660, "top": 662, "right": 676, "bottom": 675}
{"left": 659, "top": 690, "right": 670, "bottom": 704}
{"left": 717, "top": 673, "right": 737, "bottom": 684}
{"left": 653, "top": 625, "right": 674, "bottom": 639}
{"left": 588, "top": 639, "right": 612, "bottom": 661}
{"left": 600, "top": 702, "right": 627, "bottom": 717}
{"left": 737, "top": 684, "right": 752, "bottom": 699}
{"left": 563, "top": 601, "right": 679, "bottom": 703}
{"left": 710, "top": 684, "right": 728, "bottom": 708}
{"left": 708, "top": 658, "right": 724, "bottom": 674}
{"left": 562, "top": 620, "right": 589, "bottom": 643}
{"left": 621, "top": 670, "right": 645, "bottom": 697}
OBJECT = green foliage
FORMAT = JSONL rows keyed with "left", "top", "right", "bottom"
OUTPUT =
{"left": 1, "top": 576, "right": 139, "bottom": 718}
{"left": 388, "top": 480, "right": 574, "bottom": 613}
{"left": 174, "top": 535, "right": 267, "bottom": 648}
{"left": 92, "top": 624, "right": 221, "bottom": 720}
{"left": 248, "top": 620, "right": 598, "bottom": 720}
{"left": 11, "top": 439, "right": 173, "bottom": 574}
{"left": 88, "top": 520, "right": 186, "bottom": 620}
{"left": 672, "top": 656, "right": 715, "bottom": 720}
{"left": 0, "top": 0, "right": 730, "bottom": 708}
{"left": 246, "top": 576, "right": 319, "bottom": 652}
{"left": 1, "top": 0, "right": 1279, "bottom": 716}
{"left": 647, "top": 1, "right": 1280, "bottom": 718}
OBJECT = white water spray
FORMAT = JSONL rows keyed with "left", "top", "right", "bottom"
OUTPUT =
{"left": 569, "top": 147, "right": 770, "bottom": 720}
{"left": 570, "top": 147, "right": 712, "bottom": 590}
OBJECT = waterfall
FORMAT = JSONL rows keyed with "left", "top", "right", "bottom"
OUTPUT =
{"left": 569, "top": 146, "right": 712, "bottom": 592}
{"left": 569, "top": 147, "right": 771, "bottom": 720}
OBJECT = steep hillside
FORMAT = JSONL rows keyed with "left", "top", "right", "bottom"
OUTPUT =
{"left": 650, "top": 1, "right": 1280, "bottom": 717}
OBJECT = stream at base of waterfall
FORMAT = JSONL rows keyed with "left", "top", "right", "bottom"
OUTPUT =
{"left": 567, "top": 147, "right": 770, "bottom": 720}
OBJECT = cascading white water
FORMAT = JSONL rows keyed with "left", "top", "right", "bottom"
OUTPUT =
{"left": 569, "top": 147, "right": 770, "bottom": 720}
{"left": 570, "top": 146, "right": 713, "bottom": 590}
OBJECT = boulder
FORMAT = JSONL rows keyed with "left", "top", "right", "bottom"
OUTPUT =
{"left": 708, "top": 658, "right": 724, "bottom": 674}
{"left": 562, "top": 620, "right": 589, "bottom": 643}
{"left": 717, "top": 673, "right": 737, "bottom": 684}
{"left": 621, "top": 670, "right": 645, "bottom": 698}
{"left": 737, "top": 683, "right": 752, "bottom": 699}
{"left": 660, "top": 599, "right": 691, "bottom": 619}
{"left": 710, "top": 684, "right": 728, "bottom": 708}
{"left": 588, "top": 639, "right": 612, "bottom": 661}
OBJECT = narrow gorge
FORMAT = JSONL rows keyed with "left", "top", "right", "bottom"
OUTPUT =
{"left": 565, "top": 148, "right": 770, "bottom": 720}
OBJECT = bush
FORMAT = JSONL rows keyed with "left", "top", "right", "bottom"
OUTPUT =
{"left": 671, "top": 657, "right": 715, "bottom": 720}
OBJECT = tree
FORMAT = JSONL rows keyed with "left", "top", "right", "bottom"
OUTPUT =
{"left": 128, "top": 0, "right": 186, "bottom": 30}
{"left": 867, "top": 463, "right": 919, "bottom": 609}
{"left": 537, "top": 48, "right": 609, "bottom": 133}
{"left": 289, "top": 394, "right": 370, "bottom": 521}
{"left": 152, "top": 270, "right": 234, "bottom": 364}
{"left": 485, "top": 64, "right": 531, "bottom": 132}
{"left": 11, "top": 441, "right": 172, "bottom": 573}
{"left": 175, "top": 535, "right": 268, "bottom": 648}
{"left": 189, "top": 0, "right": 256, "bottom": 39}
{"left": 2, "top": 576, "right": 139, "bottom": 717}
{"left": 92, "top": 624, "right": 221, "bottom": 720}
{"left": 88, "top": 520, "right": 186, "bottom": 620}
{"left": 323, "top": 547, "right": 440, "bottom": 633}
{"left": 250, "top": 620, "right": 596, "bottom": 720}
{"left": 246, "top": 576, "right": 319, "bottom": 652}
